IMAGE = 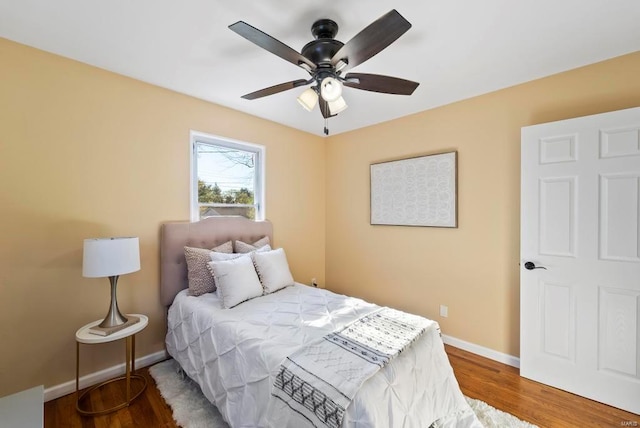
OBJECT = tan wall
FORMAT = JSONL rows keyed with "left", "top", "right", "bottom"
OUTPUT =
{"left": 0, "top": 38, "right": 325, "bottom": 397}
{"left": 1, "top": 33, "right": 638, "bottom": 398}
{"left": 325, "top": 51, "right": 640, "bottom": 357}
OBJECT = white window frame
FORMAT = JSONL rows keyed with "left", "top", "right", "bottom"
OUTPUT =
{"left": 190, "top": 130, "right": 265, "bottom": 222}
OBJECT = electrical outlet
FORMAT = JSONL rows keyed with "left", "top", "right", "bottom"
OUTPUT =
{"left": 440, "top": 305, "right": 448, "bottom": 318}
{"left": 311, "top": 278, "right": 318, "bottom": 287}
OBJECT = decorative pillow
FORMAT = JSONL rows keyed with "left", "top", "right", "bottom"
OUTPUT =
{"left": 207, "top": 252, "right": 248, "bottom": 289}
{"left": 210, "top": 246, "right": 271, "bottom": 265}
{"left": 212, "top": 240, "right": 233, "bottom": 253}
{"left": 183, "top": 242, "right": 233, "bottom": 297}
{"left": 210, "top": 251, "right": 246, "bottom": 262}
{"left": 252, "top": 248, "right": 295, "bottom": 294}
{"left": 208, "top": 256, "right": 263, "bottom": 308}
{"left": 234, "top": 236, "right": 271, "bottom": 253}
{"left": 255, "top": 244, "right": 272, "bottom": 253}
{"left": 184, "top": 246, "right": 217, "bottom": 296}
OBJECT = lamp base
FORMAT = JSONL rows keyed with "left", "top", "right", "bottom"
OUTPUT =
{"left": 98, "top": 275, "right": 128, "bottom": 328}
{"left": 89, "top": 316, "right": 140, "bottom": 336}
{"left": 98, "top": 311, "right": 128, "bottom": 329}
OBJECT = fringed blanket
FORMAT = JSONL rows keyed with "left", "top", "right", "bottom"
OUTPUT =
{"left": 270, "top": 307, "right": 436, "bottom": 428}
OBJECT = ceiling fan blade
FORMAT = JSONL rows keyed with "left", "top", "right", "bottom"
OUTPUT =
{"left": 229, "top": 21, "right": 316, "bottom": 71}
{"left": 343, "top": 73, "right": 419, "bottom": 95}
{"left": 241, "top": 79, "right": 309, "bottom": 100}
{"left": 331, "top": 10, "right": 411, "bottom": 73}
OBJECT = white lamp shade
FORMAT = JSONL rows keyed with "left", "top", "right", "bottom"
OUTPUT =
{"left": 328, "top": 96, "right": 348, "bottom": 115}
{"left": 297, "top": 88, "right": 318, "bottom": 111}
{"left": 320, "top": 77, "right": 342, "bottom": 102}
{"left": 83, "top": 237, "right": 140, "bottom": 278}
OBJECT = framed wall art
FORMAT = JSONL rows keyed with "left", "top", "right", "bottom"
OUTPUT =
{"left": 370, "top": 151, "right": 457, "bottom": 227}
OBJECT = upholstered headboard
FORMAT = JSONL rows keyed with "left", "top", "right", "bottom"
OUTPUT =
{"left": 160, "top": 216, "right": 273, "bottom": 306}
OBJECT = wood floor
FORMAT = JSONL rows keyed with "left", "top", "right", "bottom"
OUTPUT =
{"left": 445, "top": 345, "right": 638, "bottom": 427}
{"left": 44, "top": 345, "right": 639, "bottom": 427}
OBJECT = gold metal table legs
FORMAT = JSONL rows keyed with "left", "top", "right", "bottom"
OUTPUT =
{"left": 75, "top": 335, "right": 148, "bottom": 416}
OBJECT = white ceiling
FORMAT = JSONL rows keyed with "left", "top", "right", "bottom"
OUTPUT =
{"left": 1, "top": 0, "right": 639, "bottom": 136}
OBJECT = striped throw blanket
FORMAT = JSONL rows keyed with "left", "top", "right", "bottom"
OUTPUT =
{"left": 270, "top": 307, "right": 435, "bottom": 428}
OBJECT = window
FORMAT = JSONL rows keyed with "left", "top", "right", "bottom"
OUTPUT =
{"left": 191, "top": 131, "right": 264, "bottom": 221}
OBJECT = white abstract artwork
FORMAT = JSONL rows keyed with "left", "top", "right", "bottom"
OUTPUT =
{"left": 370, "top": 151, "right": 457, "bottom": 227}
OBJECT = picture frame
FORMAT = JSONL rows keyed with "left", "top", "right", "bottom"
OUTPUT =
{"left": 370, "top": 151, "right": 457, "bottom": 227}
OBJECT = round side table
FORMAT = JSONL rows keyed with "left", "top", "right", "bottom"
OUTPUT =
{"left": 75, "top": 314, "right": 148, "bottom": 416}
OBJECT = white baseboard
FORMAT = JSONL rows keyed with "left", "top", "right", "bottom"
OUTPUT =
{"left": 44, "top": 350, "right": 168, "bottom": 402}
{"left": 442, "top": 334, "right": 520, "bottom": 368}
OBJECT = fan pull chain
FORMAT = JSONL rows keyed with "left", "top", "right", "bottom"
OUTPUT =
{"left": 324, "top": 118, "right": 329, "bottom": 136}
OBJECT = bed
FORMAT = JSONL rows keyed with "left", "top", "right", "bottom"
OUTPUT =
{"left": 161, "top": 217, "right": 480, "bottom": 427}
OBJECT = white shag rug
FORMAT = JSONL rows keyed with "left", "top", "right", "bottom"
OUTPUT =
{"left": 149, "top": 359, "right": 537, "bottom": 428}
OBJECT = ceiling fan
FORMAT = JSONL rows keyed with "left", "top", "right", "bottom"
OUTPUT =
{"left": 229, "top": 9, "right": 419, "bottom": 135}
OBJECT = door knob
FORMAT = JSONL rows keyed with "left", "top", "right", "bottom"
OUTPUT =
{"left": 524, "top": 261, "right": 547, "bottom": 270}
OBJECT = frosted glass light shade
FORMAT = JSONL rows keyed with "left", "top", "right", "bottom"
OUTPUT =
{"left": 320, "top": 77, "right": 342, "bottom": 102}
{"left": 328, "top": 96, "right": 348, "bottom": 115}
{"left": 297, "top": 88, "right": 318, "bottom": 111}
{"left": 83, "top": 237, "right": 140, "bottom": 278}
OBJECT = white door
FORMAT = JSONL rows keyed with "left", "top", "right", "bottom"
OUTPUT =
{"left": 521, "top": 107, "right": 640, "bottom": 414}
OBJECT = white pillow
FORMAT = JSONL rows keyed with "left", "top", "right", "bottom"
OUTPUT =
{"left": 208, "top": 256, "right": 263, "bottom": 308}
{"left": 210, "top": 245, "right": 271, "bottom": 263}
{"left": 182, "top": 241, "right": 233, "bottom": 297}
{"left": 252, "top": 248, "right": 295, "bottom": 294}
{"left": 207, "top": 252, "right": 249, "bottom": 289}
{"left": 210, "top": 252, "right": 246, "bottom": 262}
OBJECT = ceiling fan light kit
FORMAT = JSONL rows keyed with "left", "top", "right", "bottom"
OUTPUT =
{"left": 229, "top": 9, "right": 419, "bottom": 135}
{"left": 296, "top": 87, "right": 319, "bottom": 112}
{"left": 319, "top": 77, "right": 342, "bottom": 102}
{"left": 328, "top": 96, "right": 348, "bottom": 115}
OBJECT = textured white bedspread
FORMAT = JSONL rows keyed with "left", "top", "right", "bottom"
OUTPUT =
{"left": 166, "top": 284, "right": 479, "bottom": 428}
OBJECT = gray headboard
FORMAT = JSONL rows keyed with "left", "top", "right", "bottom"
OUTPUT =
{"left": 160, "top": 216, "right": 273, "bottom": 306}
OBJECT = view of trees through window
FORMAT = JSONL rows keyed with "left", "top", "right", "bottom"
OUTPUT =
{"left": 196, "top": 141, "right": 260, "bottom": 220}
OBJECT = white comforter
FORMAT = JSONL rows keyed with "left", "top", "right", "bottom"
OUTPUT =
{"left": 166, "top": 284, "right": 479, "bottom": 428}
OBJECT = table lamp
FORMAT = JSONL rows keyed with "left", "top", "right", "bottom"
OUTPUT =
{"left": 83, "top": 237, "right": 140, "bottom": 328}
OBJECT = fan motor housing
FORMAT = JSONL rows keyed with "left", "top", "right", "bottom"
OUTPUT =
{"left": 301, "top": 19, "right": 344, "bottom": 67}
{"left": 301, "top": 39, "right": 344, "bottom": 66}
